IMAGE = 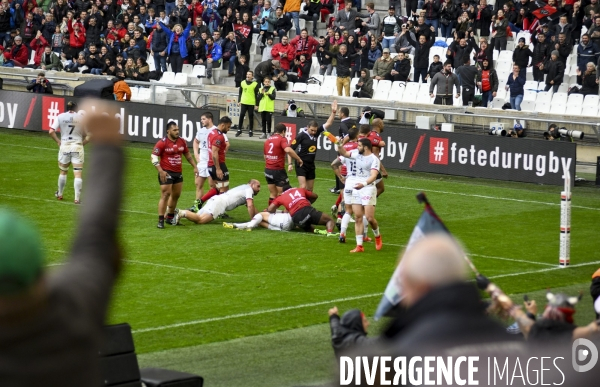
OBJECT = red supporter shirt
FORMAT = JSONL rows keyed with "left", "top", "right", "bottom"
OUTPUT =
{"left": 340, "top": 141, "right": 358, "bottom": 176}
{"left": 208, "top": 129, "right": 227, "bottom": 167}
{"left": 152, "top": 137, "right": 189, "bottom": 173}
{"left": 272, "top": 188, "right": 314, "bottom": 216}
{"left": 264, "top": 134, "right": 289, "bottom": 170}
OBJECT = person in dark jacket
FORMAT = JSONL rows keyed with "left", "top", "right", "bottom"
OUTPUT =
{"left": 571, "top": 63, "right": 598, "bottom": 96}
{"left": 329, "top": 306, "right": 371, "bottom": 358}
{"left": 319, "top": 44, "right": 361, "bottom": 96}
{"left": 427, "top": 54, "right": 443, "bottom": 80}
{"left": 532, "top": 32, "right": 551, "bottom": 82}
{"left": 406, "top": 32, "right": 434, "bottom": 83}
{"left": 448, "top": 35, "right": 476, "bottom": 69}
{"left": 474, "top": 0, "right": 492, "bottom": 37}
{"left": 390, "top": 52, "right": 411, "bottom": 82}
{"left": 352, "top": 68, "right": 373, "bottom": 98}
{"left": 287, "top": 53, "right": 311, "bottom": 83}
{"left": 555, "top": 32, "right": 573, "bottom": 65}
{"left": 512, "top": 37, "right": 532, "bottom": 78}
{"left": 234, "top": 54, "right": 249, "bottom": 88}
{"left": 84, "top": 16, "right": 103, "bottom": 48}
{"left": 151, "top": 22, "right": 169, "bottom": 73}
{"left": 577, "top": 34, "right": 600, "bottom": 72}
{"left": 476, "top": 58, "right": 498, "bottom": 107}
{"left": 254, "top": 58, "right": 280, "bottom": 86}
{"left": 455, "top": 56, "right": 478, "bottom": 105}
{"left": 473, "top": 37, "right": 495, "bottom": 70}
{"left": 506, "top": 64, "right": 525, "bottom": 110}
{"left": 540, "top": 50, "right": 564, "bottom": 92}
{"left": 316, "top": 35, "right": 332, "bottom": 75}
{"left": 26, "top": 72, "right": 53, "bottom": 94}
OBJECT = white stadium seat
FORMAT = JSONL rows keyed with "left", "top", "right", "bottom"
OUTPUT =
{"left": 567, "top": 94, "right": 583, "bottom": 115}
{"left": 292, "top": 82, "right": 307, "bottom": 93}
{"left": 520, "top": 100, "right": 536, "bottom": 112}
{"left": 160, "top": 71, "right": 175, "bottom": 84}
{"left": 306, "top": 83, "right": 321, "bottom": 94}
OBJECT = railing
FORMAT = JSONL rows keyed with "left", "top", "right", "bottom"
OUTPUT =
{"left": 0, "top": 71, "right": 75, "bottom": 95}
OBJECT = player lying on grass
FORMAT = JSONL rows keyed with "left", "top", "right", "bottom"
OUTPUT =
{"left": 265, "top": 184, "right": 338, "bottom": 236}
{"left": 224, "top": 211, "right": 295, "bottom": 232}
{"left": 174, "top": 180, "right": 261, "bottom": 225}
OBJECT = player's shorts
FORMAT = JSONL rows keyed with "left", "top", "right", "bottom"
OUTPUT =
{"left": 158, "top": 170, "right": 183, "bottom": 185}
{"left": 343, "top": 179, "right": 358, "bottom": 205}
{"left": 375, "top": 172, "right": 383, "bottom": 185}
{"left": 292, "top": 206, "right": 323, "bottom": 230}
{"left": 199, "top": 196, "right": 226, "bottom": 218}
{"left": 58, "top": 144, "right": 84, "bottom": 165}
{"left": 264, "top": 168, "right": 289, "bottom": 187}
{"left": 295, "top": 163, "right": 316, "bottom": 180}
{"left": 196, "top": 160, "right": 209, "bottom": 178}
{"left": 209, "top": 163, "right": 229, "bottom": 182}
{"left": 352, "top": 185, "right": 377, "bottom": 206}
{"left": 268, "top": 213, "right": 294, "bottom": 231}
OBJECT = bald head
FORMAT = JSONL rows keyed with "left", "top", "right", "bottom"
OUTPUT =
{"left": 371, "top": 118, "right": 384, "bottom": 132}
{"left": 398, "top": 234, "right": 468, "bottom": 307}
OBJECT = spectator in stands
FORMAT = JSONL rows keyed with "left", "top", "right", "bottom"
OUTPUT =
{"left": 532, "top": 32, "right": 551, "bottom": 82}
{"left": 20, "top": 12, "right": 37, "bottom": 47}
{"left": 131, "top": 57, "right": 150, "bottom": 81}
{"left": 299, "top": 0, "right": 320, "bottom": 36}
{"left": 476, "top": 58, "right": 498, "bottom": 108}
{"left": 321, "top": 43, "right": 360, "bottom": 96}
{"left": 422, "top": 0, "right": 440, "bottom": 36}
{"left": 67, "top": 20, "right": 86, "bottom": 60}
{"left": 506, "top": 64, "right": 525, "bottom": 110}
{"left": 189, "top": 36, "right": 206, "bottom": 65}
{"left": 85, "top": 43, "right": 103, "bottom": 74}
{"left": 427, "top": 54, "right": 443, "bottom": 80}
{"left": 577, "top": 34, "right": 599, "bottom": 72}
{"left": 85, "top": 16, "right": 102, "bottom": 48}
{"left": 406, "top": 32, "right": 433, "bottom": 83}
{"left": 570, "top": 62, "right": 599, "bottom": 96}
{"left": 589, "top": 15, "right": 600, "bottom": 45}
{"left": 540, "top": 51, "right": 564, "bottom": 92}
{"left": 39, "top": 45, "right": 61, "bottom": 70}
{"left": 366, "top": 39, "right": 380, "bottom": 70}
{"left": 122, "top": 38, "right": 142, "bottom": 62}
{"left": 352, "top": 68, "right": 373, "bottom": 98}
{"left": 361, "top": 2, "right": 379, "bottom": 38}
{"left": 204, "top": 35, "right": 222, "bottom": 82}
{"left": 273, "top": 6, "right": 292, "bottom": 40}
{"left": 236, "top": 70, "right": 259, "bottom": 137}
{"left": 353, "top": 37, "right": 368, "bottom": 77}
{"left": 151, "top": 21, "right": 169, "bottom": 73}
{"left": 2, "top": 35, "right": 28, "bottom": 67}
{"left": 455, "top": 56, "right": 478, "bottom": 106}
{"left": 512, "top": 37, "right": 532, "bottom": 78}
{"left": 232, "top": 54, "right": 249, "bottom": 88}
{"left": 114, "top": 70, "right": 132, "bottom": 100}
{"left": 29, "top": 30, "right": 48, "bottom": 69}
{"left": 258, "top": 76, "right": 276, "bottom": 139}
{"left": 474, "top": 0, "right": 492, "bottom": 38}
{"left": 283, "top": 0, "right": 301, "bottom": 36}
{"left": 554, "top": 14, "right": 575, "bottom": 44}
{"left": 381, "top": 6, "right": 400, "bottom": 51}
{"left": 256, "top": 1, "right": 276, "bottom": 46}
{"left": 287, "top": 53, "right": 310, "bottom": 83}
{"left": 448, "top": 34, "right": 476, "bottom": 70}
{"left": 414, "top": 15, "right": 435, "bottom": 41}
{"left": 161, "top": 20, "right": 191, "bottom": 74}
{"left": 290, "top": 28, "right": 318, "bottom": 62}
{"left": 492, "top": 10, "right": 508, "bottom": 50}
{"left": 124, "top": 57, "right": 137, "bottom": 79}
{"left": 554, "top": 32, "right": 572, "bottom": 65}
{"left": 335, "top": 2, "right": 367, "bottom": 37}
{"left": 394, "top": 23, "right": 416, "bottom": 55}
{"left": 372, "top": 47, "right": 393, "bottom": 82}
{"left": 320, "top": 0, "right": 334, "bottom": 23}
{"left": 390, "top": 52, "right": 411, "bottom": 82}
{"left": 271, "top": 35, "right": 295, "bottom": 72}
{"left": 438, "top": 0, "right": 456, "bottom": 39}
{"left": 316, "top": 35, "right": 332, "bottom": 75}
{"left": 429, "top": 61, "right": 460, "bottom": 105}
{"left": 50, "top": 24, "right": 63, "bottom": 54}
{"left": 262, "top": 36, "right": 274, "bottom": 61}
{"left": 328, "top": 306, "right": 371, "bottom": 358}
{"left": 26, "top": 71, "right": 53, "bottom": 93}
{"left": 254, "top": 58, "right": 280, "bottom": 86}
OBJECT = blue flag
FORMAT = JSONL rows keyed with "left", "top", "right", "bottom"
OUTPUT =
{"left": 374, "top": 194, "right": 450, "bottom": 320}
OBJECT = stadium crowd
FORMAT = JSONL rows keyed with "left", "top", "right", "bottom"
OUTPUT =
{"left": 1, "top": 0, "right": 599, "bottom": 107}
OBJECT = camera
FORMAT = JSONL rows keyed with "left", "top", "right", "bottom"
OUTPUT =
{"left": 363, "top": 111, "right": 372, "bottom": 119}
{"left": 288, "top": 99, "right": 297, "bottom": 111}
{"left": 489, "top": 128, "right": 506, "bottom": 136}
{"left": 543, "top": 126, "right": 584, "bottom": 140}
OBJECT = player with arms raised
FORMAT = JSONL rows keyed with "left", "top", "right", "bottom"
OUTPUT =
{"left": 333, "top": 133, "right": 382, "bottom": 252}
{"left": 49, "top": 101, "right": 88, "bottom": 204}
{"left": 152, "top": 121, "right": 198, "bottom": 229}
{"left": 264, "top": 123, "right": 303, "bottom": 207}
{"left": 267, "top": 184, "right": 337, "bottom": 235}
{"left": 174, "top": 180, "right": 261, "bottom": 224}
{"left": 189, "top": 112, "right": 218, "bottom": 212}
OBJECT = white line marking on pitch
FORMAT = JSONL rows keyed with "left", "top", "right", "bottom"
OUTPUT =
{"left": 126, "top": 260, "right": 235, "bottom": 276}
{"left": 131, "top": 260, "right": 600, "bottom": 334}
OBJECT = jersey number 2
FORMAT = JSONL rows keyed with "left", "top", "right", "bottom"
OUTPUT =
{"left": 267, "top": 143, "right": 274, "bottom": 154}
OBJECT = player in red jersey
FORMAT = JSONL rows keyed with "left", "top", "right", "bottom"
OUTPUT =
{"left": 362, "top": 119, "right": 388, "bottom": 197}
{"left": 264, "top": 123, "right": 303, "bottom": 206}
{"left": 267, "top": 185, "right": 337, "bottom": 235}
{"left": 199, "top": 116, "right": 233, "bottom": 204}
{"left": 152, "top": 121, "right": 198, "bottom": 229}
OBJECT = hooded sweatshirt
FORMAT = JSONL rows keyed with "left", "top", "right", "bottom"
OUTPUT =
{"left": 355, "top": 72, "right": 373, "bottom": 98}
{"left": 329, "top": 309, "right": 371, "bottom": 358}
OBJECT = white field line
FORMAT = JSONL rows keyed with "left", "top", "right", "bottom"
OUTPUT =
{"left": 131, "top": 260, "right": 600, "bottom": 334}
{"left": 3, "top": 142, "right": 599, "bottom": 212}
{"left": 126, "top": 259, "right": 235, "bottom": 276}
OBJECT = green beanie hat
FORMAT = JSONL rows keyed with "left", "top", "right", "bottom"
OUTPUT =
{"left": 0, "top": 209, "right": 44, "bottom": 295}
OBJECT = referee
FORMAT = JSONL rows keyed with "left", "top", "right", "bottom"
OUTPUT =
{"left": 290, "top": 105, "right": 336, "bottom": 191}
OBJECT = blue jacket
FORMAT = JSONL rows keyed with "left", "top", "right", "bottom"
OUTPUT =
{"left": 577, "top": 41, "right": 599, "bottom": 71}
{"left": 367, "top": 47, "right": 381, "bottom": 64}
{"left": 506, "top": 72, "right": 526, "bottom": 97}
{"left": 161, "top": 21, "right": 191, "bottom": 58}
{"left": 205, "top": 42, "right": 222, "bottom": 62}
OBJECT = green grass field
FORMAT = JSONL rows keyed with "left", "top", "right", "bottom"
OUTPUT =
{"left": 1, "top": 128, "right": 600, "bottom": 387}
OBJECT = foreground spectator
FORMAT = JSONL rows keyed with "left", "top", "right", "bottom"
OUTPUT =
{"left": 0, "top": 102, "right": 124, "bottom": 386}
{"left": 26, "top": 72, "right": 53, "bottom": 93}
{"left": 113, "top": 70, "right": 132, "bottom": 101}
{"left": 329, "top": 306, "right": 371, "bottom": 358}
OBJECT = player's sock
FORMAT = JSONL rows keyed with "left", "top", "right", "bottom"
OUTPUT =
{"left": 268, "top": 197, "right": 274, "bottom": 206}
{"left": 363, "top": 216, "right": 369, "bottom": 236}
{"left": 58, "top": 174, "right": 67, "bottom": 196}
{"left": 340, "top": 213, "right": 351, "bottom": 234}
{"left": 167, "top": 213, "right": 174, "bottom": 220}
{"left": 248, "top": 213, "right": 263, "bottom": 228}
{"left": 73, "top": 178, "right": 82, "bottom": 201}
{"left": 373, "top": 228, "right": 380, "bottom": 237}
{"left": 356, "top": 234, "right": 364, "bottom": 246}
{"left": 201, "top": 188, "right": 218, "bottom": 202}
{"left": 335, "top": 192, "right": 343, "bottom": 207}
{"left": 159, "top": 215, "right": 165, "bottom": 221}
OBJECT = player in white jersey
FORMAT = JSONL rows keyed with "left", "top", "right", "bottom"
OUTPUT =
{"left": 174, "top": 180, "right": 260, "bottom": 224}
{"left": 223, "top": 211, "right": 295, "bottom": 231}
{"left": 336, "top": 138, "right": 382, "bottom": 253}
{"left": 48, "top": 101, "right": 88, "bottom": 204}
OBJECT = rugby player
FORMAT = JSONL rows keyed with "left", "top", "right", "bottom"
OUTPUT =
{"left": 264, "top": 123, "right": 303, "bottom": 206}
{"left": 152, "top": 121, "right": 198, "bottom": 228}
{"left": 359, "top": 119, "right": 388, "bottom": 196}
{"left": 189, "top": 112, "right": 218, "bottom": 212}
{"left": 49, "top": 101, "right": 88, "bottom": 204}
{"left": 198, "top": 116, "right": 233, "bottom": 204}
{"left": 174, "top": 179, "right": 261, "bottom": 224}
{"left": 224, "top": 211, "right": 295, "bottom": 232}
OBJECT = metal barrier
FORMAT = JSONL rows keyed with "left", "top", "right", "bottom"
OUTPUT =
{"left": 0, "top": 71, "right": 75, "bottom": 95}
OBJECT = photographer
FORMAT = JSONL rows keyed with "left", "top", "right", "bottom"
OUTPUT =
{"left": 507, "top": 122, "right": 526, "bottom": 138}
{"left": 281, "top": 99, "right": 305, "bottom": 117}
{"left": 359, "top": 106, "right": 384, "bottom": 124}
{"left": 26, "top": 72, "right": 53, "bottom": 94}
{"left": 544, "top": 124, "right": 577, "bottom": 142}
